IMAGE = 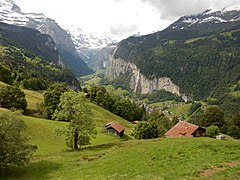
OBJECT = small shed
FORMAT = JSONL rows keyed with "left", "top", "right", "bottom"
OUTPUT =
{"left": 132, "top": 120, "right": 139, "bottom": 125}
{"left": 105, "top": 121, "right": 125, "bottom": 137}
{"left": 216, "top": 135, "right": 225, "bottom": 140}
{"left": 165, "top": 121, "right": 206, "bottom": 138}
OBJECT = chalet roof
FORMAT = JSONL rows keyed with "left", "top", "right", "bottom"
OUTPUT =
{"left": 105, "top": 121, "right": 125, "bottom": 133}
{"left": 165, "top": 121, "right": 200, "bottom": 138}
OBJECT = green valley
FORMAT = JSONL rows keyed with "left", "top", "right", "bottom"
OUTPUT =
{"left": 1, "top": 1, "right": 240, "bottom": 179}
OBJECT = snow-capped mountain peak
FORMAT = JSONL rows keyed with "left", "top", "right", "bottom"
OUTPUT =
{"left": 222, "top": 5, "right": 240, "bottom": 12}
{"left": 0, "top": 0, "right": 48, "bottom": 27}
{"left": 169, "top": 4, "right": 240, "bottom": 30}
{"left": 63, "top": 24, "right": 117, "bottom": 50}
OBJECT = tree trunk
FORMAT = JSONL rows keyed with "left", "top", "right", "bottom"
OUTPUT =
{"left": 74, "top": 129, "right": 78, "bottom": 150}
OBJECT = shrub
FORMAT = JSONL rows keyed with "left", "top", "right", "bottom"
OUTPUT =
{"left": 0, "top": 111, "right": 37, "bottom": 167}
{"left": 226, "top": 125, "right": 240, "bottom": 139}
{"left": 131, "top": 121, "right": 160, "bottom": 139}
{"left": 0, "top": 85, "right": 27, "bottom": 111}
{"left": 206, "top": 125, "right": 220, "bottom": 138}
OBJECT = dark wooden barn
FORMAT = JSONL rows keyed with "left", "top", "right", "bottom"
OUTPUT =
{"left": 105, "top": 121, "right": 125, "bottom": 137}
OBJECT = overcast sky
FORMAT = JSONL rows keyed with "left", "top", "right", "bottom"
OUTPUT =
{"left": 14, "top": 0, "right": 240, "bottom": 39}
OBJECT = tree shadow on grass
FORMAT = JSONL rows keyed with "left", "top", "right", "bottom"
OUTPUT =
{"left": 0, "top": 160, "right": 61, "bottom": 179}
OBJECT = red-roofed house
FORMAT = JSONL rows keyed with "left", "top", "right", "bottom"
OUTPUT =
{"left": 165, "top": 121, "right": 205, "bottom": 138}
{"left": 105, "top": 122, "right": 125, "bottom": 137}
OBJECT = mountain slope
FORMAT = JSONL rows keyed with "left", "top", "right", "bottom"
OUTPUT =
{"left": 63, "top": 25, "right": 117, "bottom": 70}
{"left": 168, "top": 5, "right": 240, "bottom": 31}
{"left": 0, "top": 0, "right": 93, "bottom": 76}
{"left": 0, "top": 22, "right": 80, "bottom": 89}
{"left": 106, "top": 6, "right": 240, "bottom": 100}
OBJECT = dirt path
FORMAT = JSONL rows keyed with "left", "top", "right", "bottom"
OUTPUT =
{"left": 196, "top": 161, "right": 240, "bottom": 179}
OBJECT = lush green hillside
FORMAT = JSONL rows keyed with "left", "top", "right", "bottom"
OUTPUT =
{"left": 3, "top": 127, "right": 240, "bottom": 179}
{"left": 1, "top": 84, "right": 240, "bottom": 179}
{"left": 0, "top": 22, "right": 80, "bottom": 89}
{"left": 114, "top": 22, "right": 240, "bottom": 100}
{"left": 0, "top": 81, "right": 43, "bottom": 112}
{"left": 0, "top": 22, "right": 93, "bottom": 77}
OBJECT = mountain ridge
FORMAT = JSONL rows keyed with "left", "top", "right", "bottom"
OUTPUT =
{"left": 63, "top": 25, "right": 118, "bottom": 70}
{"left": 106, "top": 5, "right": 240, "bottom": 100}
{"left": 0, "top": 21, "right": 81, "bottom": 89}
{"left": 0, "top": 0, "right": 93, "bottom": 76}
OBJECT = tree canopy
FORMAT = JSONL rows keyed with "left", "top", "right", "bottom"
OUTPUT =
{"left": 131, "top": 121, "right": 160, "bottom": 139}
{"left": 54, "top": 90, "right": 97, "bottom": 150}
{"left": 88, "top": 85, "right": 146, "bottom": 122}
{"left": 0, "top": 85, "right": 27, "bottom": 111}
{"left": 200, "top": 106, "right": 225, "bottom": 127}
{"left": 0, "top": 111, "right": 37, "bottom": 167}
{"left": 43, "top": 83, "right": 69, "bottom": 119}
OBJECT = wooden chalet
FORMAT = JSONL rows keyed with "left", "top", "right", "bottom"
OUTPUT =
{"left": 105, "top": 121, "right": 125, "bottom": 137}
{"left": 165, "top": 121, "right": 206, "bottom": 138}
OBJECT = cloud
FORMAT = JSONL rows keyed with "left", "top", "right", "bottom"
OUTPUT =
{"left": 141, "top": 0, "right": 240, "bottom": 20}
{"left": 109, "top": 23, "right": 138, "bottom": 36}
{"left": 14, "top": 0, "right": 240, "bottom": 39}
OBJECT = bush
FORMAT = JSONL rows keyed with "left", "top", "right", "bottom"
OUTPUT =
{"left": 0, "top": 111, "right": 37, "bottom": 167}
{"left": 131, "top": 121, "right": 160, "bottom": 139}
{"left": 201, "top": 107, "right": 225, "bottom": 127}
{"left": 43, "top": 83, "right": 69, "bottom": 119}
{"left": 226, "top": 125, "right": 240, "bottom": 139}
{"left": 206, "top": 125, "right": 220, "bottom": 138}
{"left": 0, "top": 64, "right": 13, "bottom": 84}
{"left": 21, "top": 78, "right": 47, "bottom": 90}
{"left": 0, "top": 85, "right": 27, "bottom": 111}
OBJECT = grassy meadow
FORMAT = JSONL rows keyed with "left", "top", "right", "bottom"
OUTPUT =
{"left": 3, "top": 126, "right": 240, "bottom": 179}
{"left": 168, "top": 103, "right": 193, "bottom": 118}
{"left": 1, "top": 83, "right": 240, "bottom": 179}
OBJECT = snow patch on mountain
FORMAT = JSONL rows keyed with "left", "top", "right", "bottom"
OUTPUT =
{"left": 63, "top": 25, "right": 117, "bottom": 50}
{"left": 0, "top": 0, "right": 48, "bottom": 28}
{"left": 170, "top": 4, "right": 240, "bottom": 30}
{"left": 222, "top": 5, "right": 240, "bottom": 12}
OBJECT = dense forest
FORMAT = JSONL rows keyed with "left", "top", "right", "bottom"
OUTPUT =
{"left": 113, "top": 22, "right": 240, "bottom": 100}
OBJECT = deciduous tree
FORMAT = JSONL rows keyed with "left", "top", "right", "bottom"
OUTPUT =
{"left": 131, "top": 121, "right": 160, "bottom": 139}
{"left": 206, "top": 125, "right": 220, "bottom": 138}
{"left": 43, "top": 83, "right": 69, "bottom": 119}
{"left": 54, "top": 90, "right": 97, "bottom": 150}
{"left": 201, "top": 106, "right": 225, "bottom": 127}
{"left": 0, "top": 111, "right": 37, "bottom": 167}
{"left": 0, "top": 86, "right": 27, "bottom": 111}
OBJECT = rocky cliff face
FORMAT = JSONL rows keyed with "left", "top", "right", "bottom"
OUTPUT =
{"left": 27, "top": 18, "right": 77, "bottom": 56}
{"left": 106, "top": 48, "right": 188, "bottom": 101}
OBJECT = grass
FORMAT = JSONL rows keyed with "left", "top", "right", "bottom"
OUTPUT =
{"left": 185, "top": 37, "right": 205, "bottom": 44}
{"left": 0, "top": 81, "right": 43, "bottom": 112}
{"left": 150, "top": 100, "right": 177, "bottom": 107}
{"left": 21, "top": 103, "right": 134, "bottom": 156}
{"left": 90, "top": 103, "right": 134, "bottom": 136}
{"left": 23, "top": 89, "right": 43, "bottom": 111}
{"left": 230, "top": 91, "right": 240, "bottom": 97}
{"left": 1, "top": 108, "right": 240, "bottom": 179}
{"left": 168, "top": 103, "right": 192, "bottom": 118}
{"left": 3, "top": 133, "right": 240, "bottom": 179}
{"left": 0, "top": 81, "right": 7, "bottom": 88}
{"left": 1, "top": 82, "right": 240, "bottom": 179}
